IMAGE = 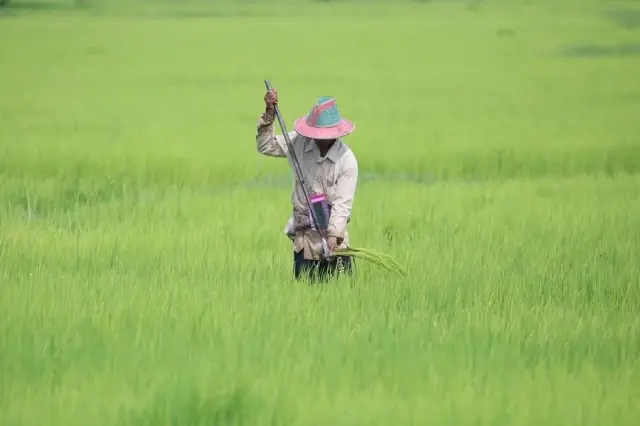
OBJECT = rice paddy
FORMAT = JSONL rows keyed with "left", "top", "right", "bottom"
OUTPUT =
{"left": 1, "top": 0, "right": 639, "bottom": 425}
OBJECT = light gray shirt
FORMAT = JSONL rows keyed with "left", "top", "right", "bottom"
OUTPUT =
{"left": 256, "top": 110, "right": 359, "bottom": 260}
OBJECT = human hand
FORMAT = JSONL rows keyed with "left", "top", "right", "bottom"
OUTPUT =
{"left": 264, "top": 88, "right": 278, "bottom": 110}
{"left": 327, "top": 236, "right": 338, "bottom": 253}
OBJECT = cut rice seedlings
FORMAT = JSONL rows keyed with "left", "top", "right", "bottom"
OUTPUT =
{"left": 333, "top": 247, "right": 407, "bottom": 276}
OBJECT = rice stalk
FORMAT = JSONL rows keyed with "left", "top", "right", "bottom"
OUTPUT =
{"left": 333, "top": 247, "right": 406, "bottom": 276}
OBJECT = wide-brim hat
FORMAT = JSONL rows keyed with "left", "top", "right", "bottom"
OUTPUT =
{"left": 293, "top": 96, "right": 355, "bottom": 140}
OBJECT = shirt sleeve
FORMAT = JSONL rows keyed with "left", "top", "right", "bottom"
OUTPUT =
{"left": 256, "top": 109, "right": 297, "bottom": 158}
{"left": 327, "top": 152, "right": 358, "bottom": 241}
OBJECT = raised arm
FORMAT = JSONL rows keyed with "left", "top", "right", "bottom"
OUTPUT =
{"left": 256, "top": 87, "right": 296, "bottom": 158}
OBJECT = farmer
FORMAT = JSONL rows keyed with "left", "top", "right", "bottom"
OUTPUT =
{"left": 256, "top": 87, "right": 359, "bottom": 282}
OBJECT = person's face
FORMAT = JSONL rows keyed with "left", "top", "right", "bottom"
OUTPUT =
{"left": 314, "top": 138, "right": 336, "bottom": 151}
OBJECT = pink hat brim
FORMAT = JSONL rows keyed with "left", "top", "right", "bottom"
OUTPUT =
{"left": 293, "top": 116, "right": 356, "bottom": 140}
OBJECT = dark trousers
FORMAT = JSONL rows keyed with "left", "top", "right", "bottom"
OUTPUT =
{"left": 293, "top": 250, "right": 354, "bottom": 282}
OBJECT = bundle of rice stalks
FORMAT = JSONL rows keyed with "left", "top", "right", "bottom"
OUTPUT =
{"left": 333, "top": 247, "right": 406, "bottom": 277}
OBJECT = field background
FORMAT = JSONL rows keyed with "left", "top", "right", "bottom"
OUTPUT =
{"left": 1, "top": 0, "right": 639, "bottom": 425}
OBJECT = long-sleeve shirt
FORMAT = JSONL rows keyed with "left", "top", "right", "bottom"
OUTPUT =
{"left": 256, "top": 109, "right": 359, "bottom": 260}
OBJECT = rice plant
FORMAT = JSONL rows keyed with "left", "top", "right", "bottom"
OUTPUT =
{"left": 333, "top": 247, "right": 406, "bottom": 276}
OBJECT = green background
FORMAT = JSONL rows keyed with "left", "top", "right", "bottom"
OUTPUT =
{"left": 1, "top": 1, "right": 639, "bottom": 425}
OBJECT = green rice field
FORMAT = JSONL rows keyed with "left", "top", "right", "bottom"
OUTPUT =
{"left": 1, "top": 0, "right": 639, "bottom": 424}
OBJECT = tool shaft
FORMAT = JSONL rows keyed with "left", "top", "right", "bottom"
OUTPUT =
{"left": 264, "top": 80, "right": 330, "bottom": 259}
